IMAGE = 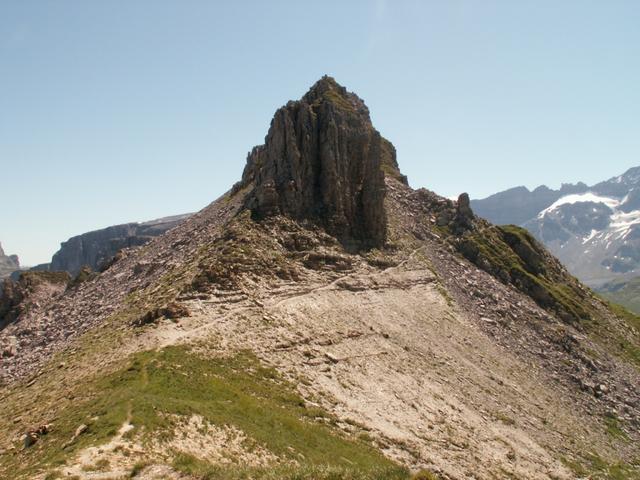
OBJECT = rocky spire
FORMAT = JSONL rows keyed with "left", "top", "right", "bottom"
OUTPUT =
{"left": 240, "top": 76, "right": 405, "bottom": 249}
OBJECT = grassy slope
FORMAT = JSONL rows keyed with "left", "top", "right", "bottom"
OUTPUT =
{"left": 451, "top": 223, "right": 640, "bottom": 369}
{"left": 455, "top": 224, "right": 593, "bottom": 322}
{"left": 1, "top": 344, "right": 410, "bottom": 480}
{"left": 598, "top": 300, "right": 640, "bottom": 367}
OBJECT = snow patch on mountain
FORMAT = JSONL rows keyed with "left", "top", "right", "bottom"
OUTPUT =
{"left": 582, "top": 229, "right": 599, "bottom": 244}
{"left": 524, "top": 177, "right": 640, "bottom": 285}
{"left": 610, "top": 210, "right": 640, "bottom": 234}
{"left": 538, "top": 193, "right": 621, "bottom": 219}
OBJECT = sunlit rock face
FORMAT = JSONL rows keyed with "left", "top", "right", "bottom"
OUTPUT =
{"left": 240, "top": 76, "right": 404, "bottom": 250}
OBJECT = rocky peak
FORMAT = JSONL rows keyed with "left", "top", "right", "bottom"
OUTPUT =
{"left": 453, "top": 192, "right": 474, "bottom": 232}
{"left": 300, "top": 76, "right": 371, "bottom": 120}
{"left": 240, "top": 76, "right": 405, "bottom": 250}
{"left": 619, "top": 166, "right": 640, "bottom": 185}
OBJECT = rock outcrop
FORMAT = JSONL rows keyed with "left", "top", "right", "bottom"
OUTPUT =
{"left": 240, "top": 76, "right": 404, "bottom": 250}
{"left": 452, "top": 192, "right": 474, "bottom": 233}
{"left": 0, "top": 243, "right": 20, "bottom": 279}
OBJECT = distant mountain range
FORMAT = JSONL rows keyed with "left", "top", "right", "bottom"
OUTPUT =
{"left": 472, "top": 166, "right": 640, "bottom": 310}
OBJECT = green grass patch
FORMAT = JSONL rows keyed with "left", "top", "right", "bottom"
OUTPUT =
{"left": 589, "top": 297, "right": 640, "bottom": 369}
{"left": 172, "top": 452, "right": 408, "bottom": 480}
{"left": 603, "top": 412, "right": 628, "bottom": 440}
{"left": 3, "top": 345, "right": 408, "bottom": 479}
{"left": 562, "top": 453, "right": 640, "bottom": 480}
{"left": 129, "top": 460, "right": 150, "bottom": 477}
{"left": 43, "top": 472, "right": 63, "bottom": 480}
{"left": 605, "top": 300, "right": 640, "bottom": 333}
{"left": 598, "top": 277, "right": 640, "bottom": 315}
{"left": 455, "top": 224, "right": 594, "bottom": 323}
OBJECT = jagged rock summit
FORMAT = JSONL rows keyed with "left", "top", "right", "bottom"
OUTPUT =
{"left": 240, "top": 76, "right": 405, "bottom": 250}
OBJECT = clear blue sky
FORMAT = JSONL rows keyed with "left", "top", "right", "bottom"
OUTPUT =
{"left": 1, "top": 1, "right": 639, "bottom": 265}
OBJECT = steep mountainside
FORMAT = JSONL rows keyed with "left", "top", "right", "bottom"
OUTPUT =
{"left": 0, "top": 243, "right": 20, "bottom": 279}
{"left": 472, "top": 167, "right": 640, "bottom": 288}
{"left": 0, "top": 78, "right": 639, "bottom": 480}
{"left": 31, "top": 214, "right": 191, "bottom": 275}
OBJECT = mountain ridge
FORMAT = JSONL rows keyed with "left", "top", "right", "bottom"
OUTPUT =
{"left": 1, "top": 78, "right": 639, "bottom": 480}
{"left": 25, "top": 213, "right": 192, "bottom": 276}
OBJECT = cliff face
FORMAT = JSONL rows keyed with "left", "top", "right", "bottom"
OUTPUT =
{"left": 45, "top": 214, "right": 191, "bottom": 275}
{"left": 0, "top": 243, "right": 20, "bottom": 279}
{"left": 240, "top": 76, "right": 404, "bottom": 250}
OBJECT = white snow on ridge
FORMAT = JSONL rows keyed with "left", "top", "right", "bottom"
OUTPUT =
{"left": 538, "top": 192, "right": 620, "bottom": 218}
{"left": 610, "top": 210, "right": 640, "bottom": 235}
{"left": 582, "top": 229, "right": 599, "bottom": 244}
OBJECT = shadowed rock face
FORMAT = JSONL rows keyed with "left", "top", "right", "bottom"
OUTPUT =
{"left": 240, "top": 76, "right": 403, "bottom": 250}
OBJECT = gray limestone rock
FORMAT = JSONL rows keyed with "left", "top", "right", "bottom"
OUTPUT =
{"left": 240, "top": 76, "right": 404, "bottom": 250}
